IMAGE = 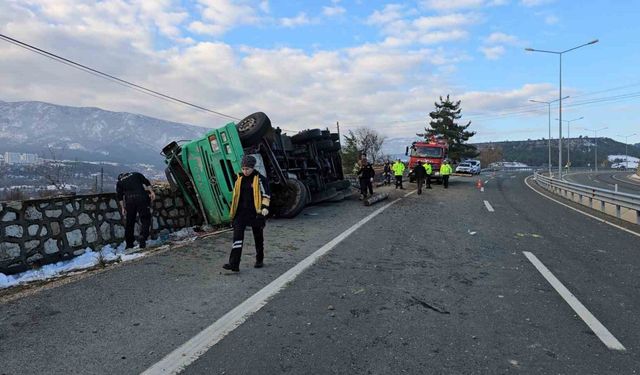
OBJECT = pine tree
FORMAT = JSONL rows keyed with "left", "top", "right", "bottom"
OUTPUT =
{"left": 424, "top": 95, "right": 478, "bottom": 162}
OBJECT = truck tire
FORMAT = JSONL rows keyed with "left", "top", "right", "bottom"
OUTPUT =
{"left": 291, "top": 129, "right": 323, "bottom": 144}
{"left": 236, "top": 112, "right": 272, "bottom": 146}
{"left": 278, "top": 179, "right": 308, "bottom": 218}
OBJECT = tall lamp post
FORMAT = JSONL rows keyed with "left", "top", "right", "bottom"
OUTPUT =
{"left": 617, "top": 133, "right": 637, "bottom": 168}
{"left": 525, "top": 39, "right": 599, "bottom": 179}
{"left": 583, "top": 126, "right": 608, "bottom": 172}
{"left": 530, "top": 96, "right": 569, "bottom": 177}
{"left": 556, "top": 116, "right": 584, "bottom": 172}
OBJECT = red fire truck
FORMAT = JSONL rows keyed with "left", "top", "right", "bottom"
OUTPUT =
{"left": 406, "top": 136, "right": 449, "bottom": 183}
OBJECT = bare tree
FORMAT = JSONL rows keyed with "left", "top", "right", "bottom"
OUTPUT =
{"left": 42, "top": 146, "right": 75, "bottom": 194}
{"left": 343, "top": 128, "right": 386, "bottom": 164}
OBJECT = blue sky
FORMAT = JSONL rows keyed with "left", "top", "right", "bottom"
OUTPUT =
{"left": 1, "top": 0, "right": 639, "bottom": 152}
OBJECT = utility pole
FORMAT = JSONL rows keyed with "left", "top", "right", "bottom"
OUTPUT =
{"left": 336, "top": 121, "right": 341, "bottom": 146}
{"left": 100, "top": 166, "right": 104, "bottom": 193}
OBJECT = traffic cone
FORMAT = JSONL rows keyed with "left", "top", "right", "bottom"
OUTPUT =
{"left": 476, "top": 179, "right": 483, "bottom": 189}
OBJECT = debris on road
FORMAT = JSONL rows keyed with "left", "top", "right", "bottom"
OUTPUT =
{"left": 364, "top": 192, "right": 389, "bottom": 206}
{"left": 468, "top": 230, "right": 477, "bottom": 235}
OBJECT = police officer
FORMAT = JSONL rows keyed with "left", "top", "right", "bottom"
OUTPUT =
{"left": 414, "top": 160, "right": 426, "bottom": 195}
{"left": 357, "top": 156, "right": 375, "bottom": 200}
{"left": 392, "top": 159, "right": 405, "bottom": 189}
{"left": 116, "top": 172, "right": 155, "bottom": 249}
{"left": 424, "top": 161, "right": 433, "bottom": 189}
{"left": 223, "top": 155, "right": 270, "bottom": 272}
{"left": 440, "top": 159, "right": 453, "bottom": 189}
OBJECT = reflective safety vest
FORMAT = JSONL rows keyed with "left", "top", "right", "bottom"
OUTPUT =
{"left": 440, "top": 164, "right": 453, "bottom": 175}
{"left": 424, "top": 163, "right": 433, "bottom": 175}
{"left": 392, "top": 162, "right": 405, "bottom": 176}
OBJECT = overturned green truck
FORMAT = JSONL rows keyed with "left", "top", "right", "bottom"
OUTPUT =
{"left": 161, "top": 112, "right": 350, "bottom": 225}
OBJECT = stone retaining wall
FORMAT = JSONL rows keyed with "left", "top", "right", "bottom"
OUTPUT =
{"left": 0, "top": 187, "right": 198, "bottom": 274}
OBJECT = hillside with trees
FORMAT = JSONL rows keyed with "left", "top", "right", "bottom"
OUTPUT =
{"left": 475, "top": 137, "right": 640, "bottom": 167}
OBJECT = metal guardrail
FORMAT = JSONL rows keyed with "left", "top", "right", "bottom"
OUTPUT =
{"left": 534, "top": 171, "right": 640, "bottom": 225}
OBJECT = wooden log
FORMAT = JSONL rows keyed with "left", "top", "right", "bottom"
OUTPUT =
{"left": 364, "top": 192, "right": 389, "bottom": 206}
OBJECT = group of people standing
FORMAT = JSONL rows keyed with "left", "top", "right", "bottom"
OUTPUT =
{"left": 356, "top": 157, "right": 454, "bottom": 198}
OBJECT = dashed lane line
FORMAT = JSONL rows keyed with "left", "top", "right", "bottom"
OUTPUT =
{"left": 523, "top": 251, "right": 626, "bottom": 351}
{"left": 141, "top": 197, "right": 404, "bottom": 375}
{"left": 483, "top": 200, "right": 495, "bottom": 212}
{"left": 524, "top": 176, "right": 640, "bottom": 238}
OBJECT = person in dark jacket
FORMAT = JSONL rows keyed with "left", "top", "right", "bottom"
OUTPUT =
{"left": 383, "top": 160, "right": 392, "bottom": 186}
{"left": 116, "top": 172, "right": 155, "bottom": 249}
{"left": 413, "top": 161, "right": 427, "bottom": 195}
{"left": 223, "top": 155, "right": 271, "bottom": 272}
{"left": 357, "top": 156, "right": 375, "bottom": 200}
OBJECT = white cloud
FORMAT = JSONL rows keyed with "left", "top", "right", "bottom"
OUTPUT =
{"left": 323, "top": 5, "right": 346, "bottom": 17}
{"left": 188, "top": 0, "right": 265, "bottom": 36}
{"left": 280, "top": 12, "right": 310, "bottom": 27}
{"left": 545, "top": 15, "right": 559, "bottom": 24}
{"left": 484, "top": 32, "right": 519, "bottom": 45}
{"left": 520, "top": 0, "right": 554, "bottom": 6}
{"left": 422, "top": 0, "right": 508, "bottom": 10}
{"left": 368, "top": 5, "right": 479, "bottom": 46}
{"left": 479, "top": 45, "right": 505, "bottom": 59}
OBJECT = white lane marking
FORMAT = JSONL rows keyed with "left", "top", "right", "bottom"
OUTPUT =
{"left": 404, "top": 189, "right": 417, "bottom": 197}
{"left": 522, "top": 251, "right": 626, "bottom": 351}
{"left": 142, "top": 198, "right": 403, "bottom": 375}
{"left": 483, "top": 200, "right": 495, "bottom": 212}
{"left": 484, "top": 180, "right": 489, "bottom": 184}
{"left": 524, "top": 176, "right": 640, "bottom": 238}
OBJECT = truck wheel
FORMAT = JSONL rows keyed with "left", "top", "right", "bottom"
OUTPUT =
{"left": 291, "top": 129, "right": 323, "bottom": 144}
{"left": 236, "top": 112, "right": 272, "bottom": 146}
{"left": 278, "top": 179, "right": 308, "bottom": 218}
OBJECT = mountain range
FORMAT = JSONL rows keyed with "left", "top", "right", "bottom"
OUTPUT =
{"left": 0, "top": 101, "right": 210, "bottom": 168}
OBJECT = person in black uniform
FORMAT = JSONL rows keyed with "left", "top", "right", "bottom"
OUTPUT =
{"left": 357, "top": 156, "right": 375, "bottom": 200}
{"left": 223, "top": 155, "right": 271, "bottom": 272}
{"left": 116, "top": 172, "right": 155, "bottom": 249}
{"left": 413, "top": 160, "right": 426, "bottom": 195}
{"left": 383, "top": 159, "right": 392, "bottom": 186}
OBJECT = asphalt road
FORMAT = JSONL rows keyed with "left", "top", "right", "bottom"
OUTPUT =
{"left": 564, "top": 170, "right": 640, "bottom": 195}
{"left": 1, "top": 172, "right": 639, "bottom": 374}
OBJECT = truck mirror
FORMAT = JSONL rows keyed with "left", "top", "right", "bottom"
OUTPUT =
{"left": 405, "top": 146, "right": 409, "bottom": 156}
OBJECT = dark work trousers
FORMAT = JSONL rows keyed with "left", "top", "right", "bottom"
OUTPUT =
{"left": 416, "top": 178, "right": 424, "bottom": 195}
{"left": 426, "top": 174, "right": 432, "bottom": 188}
{"left": 359, "top": 178, "right": 373, "bottom": 197}
{"left": 443, "top": 175, "right": 450, "bottom": 188}
{"left": 384, "top": 172, "right": 392, "bottom": 185}
{"left": 395, "top": 175, "right": 403, "bottom": 189}
{"left": 124, "top": 195, "right": 151, "bottom": 248}
{"left": 229, "top": 214, "right": 265, "bottom": 267}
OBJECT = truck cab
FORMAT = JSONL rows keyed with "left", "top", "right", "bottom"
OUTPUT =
{"left": 406, "top": 137, "right": 448, "bottom": 182}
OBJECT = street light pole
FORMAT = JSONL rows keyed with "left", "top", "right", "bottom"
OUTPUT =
{"left": 525, "top": 39, "right": 598, "bottom": 179}
{"left": 617, "top": 133, "right": 637, "bottom": 168}
{"left": 584, "top": 126, "right": 608, "bottom": 172}
{"left": 556, "top": 116, "right": 583, "bottom": 172}
{"left": 531, "top": 96, "right": 569, "bottom": 177}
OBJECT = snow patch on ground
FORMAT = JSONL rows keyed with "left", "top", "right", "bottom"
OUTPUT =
{"left": 0, "top": 227, "right": 199, "bottom": 290}
{"left": 608, "top": 155, "right": 639, "bottom": 169}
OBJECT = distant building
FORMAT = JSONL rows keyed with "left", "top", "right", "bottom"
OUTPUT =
{"left": 3, "top": 152, "right": 42, "bottom": 165}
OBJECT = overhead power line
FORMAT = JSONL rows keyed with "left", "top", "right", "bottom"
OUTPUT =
{"left": 0, "top": 33, "right": 240, "bottom": 121}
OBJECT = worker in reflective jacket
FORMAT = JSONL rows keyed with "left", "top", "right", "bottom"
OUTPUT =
{"left": 440, "top": 159, "right": 453, "bottom": 189}
{"left": 223, "top": 155, "right": 270, "bottom": 272}
{"left": 424, "top": 161, "right": 433, "bottom": 189}
{"left": 392, "top": 159, "right": 405, "bottom": 189}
